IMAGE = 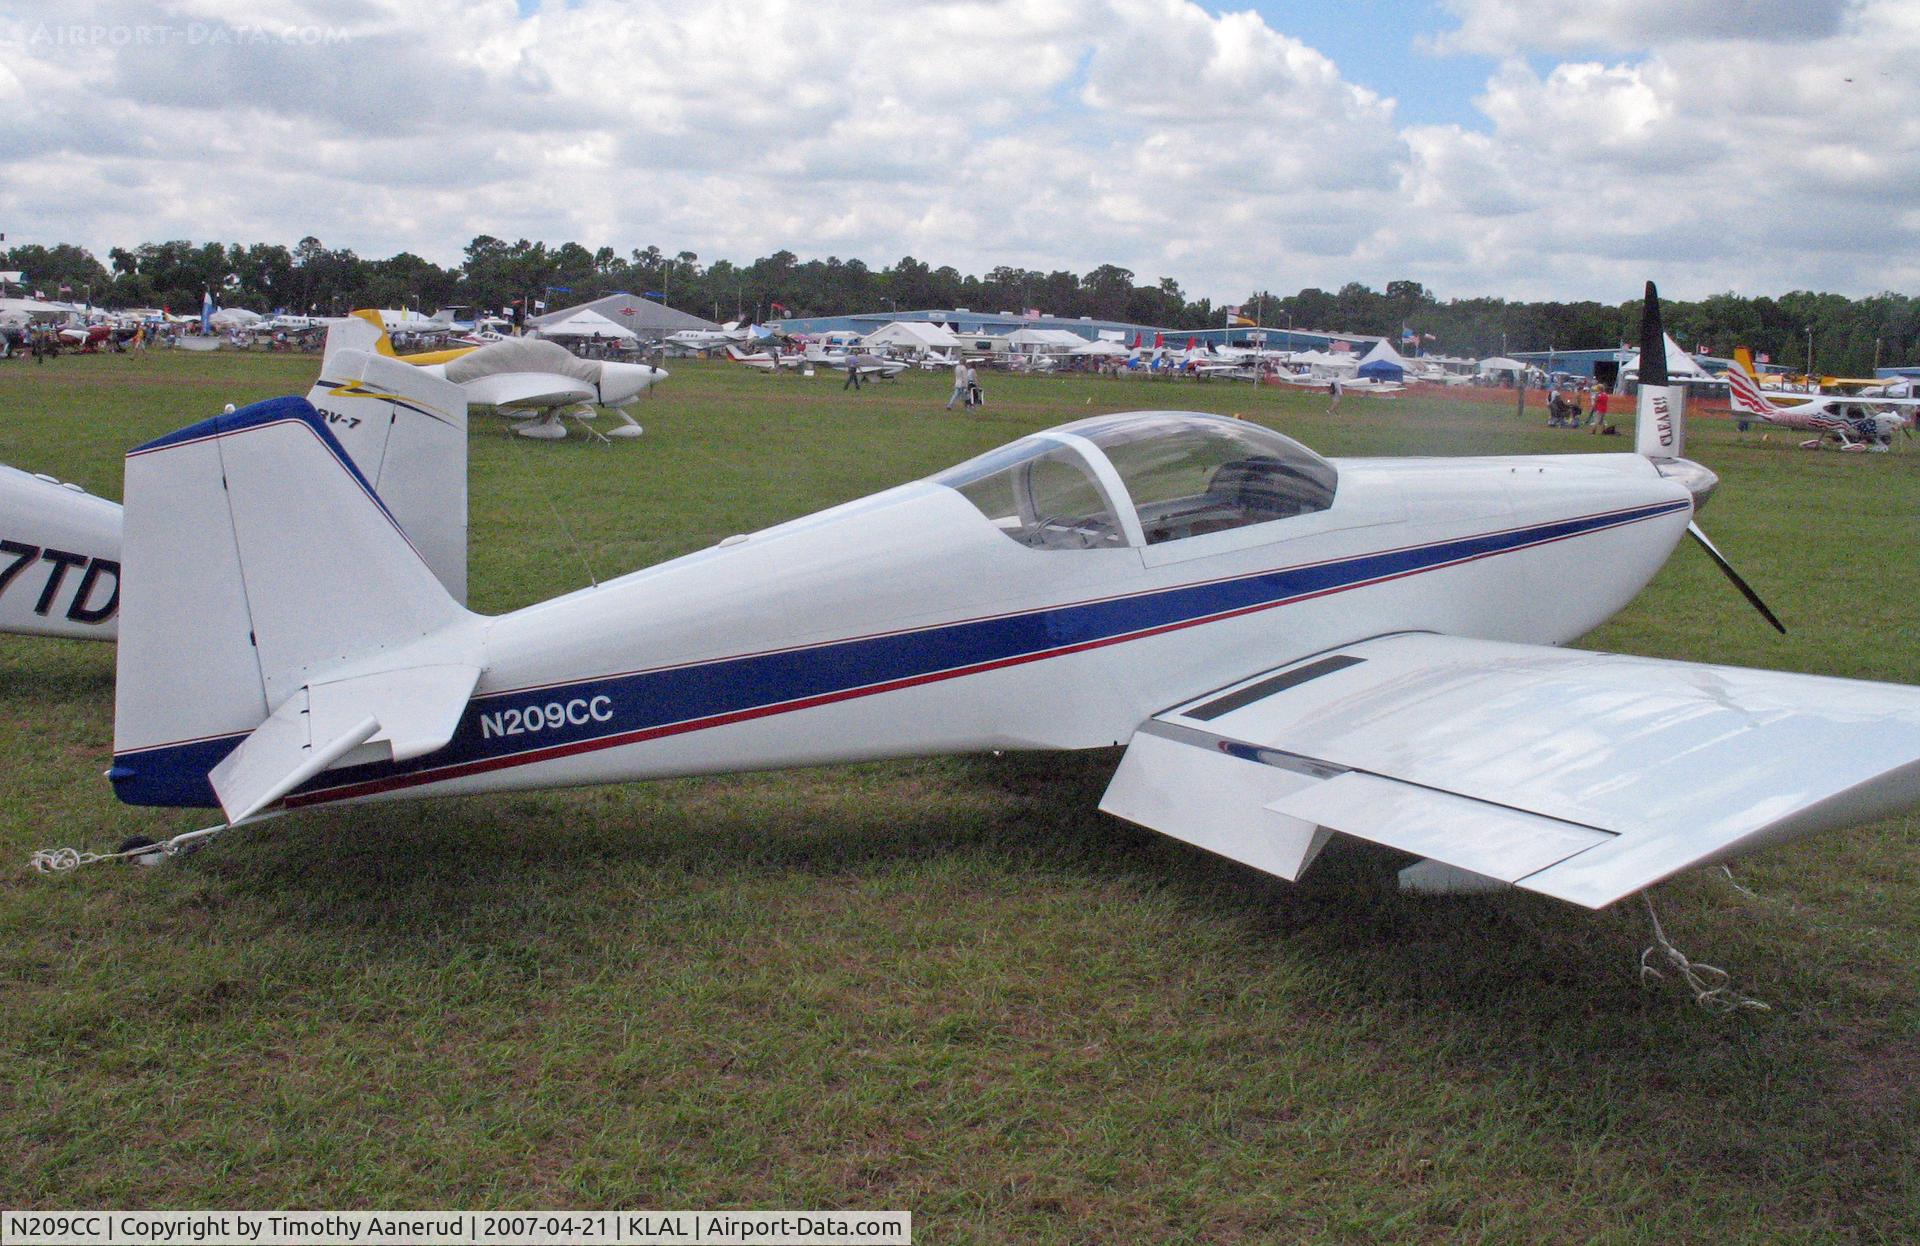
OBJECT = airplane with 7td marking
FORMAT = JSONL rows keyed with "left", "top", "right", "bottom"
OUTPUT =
{"left": 75, "top": 285, "right": 1920, "bottom": 932}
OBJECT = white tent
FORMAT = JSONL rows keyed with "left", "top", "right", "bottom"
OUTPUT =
{"left": 535, "top": 309, "right": 637, "bottom": 342}
{"left": 1354, "top": 338, "right": 1409, "bottom": 382}
{"left": 1006, "top": 327, "right": 1089, "bottom": 355}
{"left": 1069, "top": 338, "right": 1131, "bottom": 356}
{"left": 1293, "top": 350, "right": 1358, "bottom": 376}
{"left": 1623, "top": 332, "right": 1713, "bottom": 379}
{"left": 1477, "top": 356, "right": 1526, "bottom": 374}
{"left": 209, "top": 307, "right": 262, "bottom": 329}
{"left": 862, "top": 321, "right": 960, "bottom": 352}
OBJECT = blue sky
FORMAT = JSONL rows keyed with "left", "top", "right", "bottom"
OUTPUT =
{"left": 1238, "top": 1, "right": 1499, "bottom": 128}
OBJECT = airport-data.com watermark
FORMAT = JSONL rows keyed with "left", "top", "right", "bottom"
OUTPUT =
{"left": 25, "top": 23, "right": 351, "bottom": 48}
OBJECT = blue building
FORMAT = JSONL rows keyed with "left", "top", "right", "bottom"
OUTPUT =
{"left": 770, "top": 306, "right": 1376, "bottom": 353}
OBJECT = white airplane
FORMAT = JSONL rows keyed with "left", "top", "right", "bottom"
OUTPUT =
{"left": 819, "top": 350, "right": 908, "bottom": 380}
{"left": 0, "top": 464, "right": 122, "bottom": 641}
{"left": 1727, "top": 350, "right": 1915, "bottom": 451}
{"left": 723, "top": 343, "right": 805, "bottom": 371}
{"left": 1, "top": 344, "right": 469, "bottom": 644}
{"left": 357, "top": 307, "right": 459, "bottom": 339}
{"left": 78, "top": 282, "right": 1920, "bottom": 962}
{"left": 332, "top": 316, "right": 664, "bottom": 441}
{"left": 664, "top": 322, "right": 752, "bottom": 353}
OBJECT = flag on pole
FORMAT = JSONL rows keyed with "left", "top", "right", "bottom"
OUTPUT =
{"left": 1022, "top": 308, "right": 1041, "bottom": 320}
{"left": 770, "top": 301, "right": 788, "bottom": 313}
{"left": 1225, "top": 305, "right": 1256, "bottom": 327}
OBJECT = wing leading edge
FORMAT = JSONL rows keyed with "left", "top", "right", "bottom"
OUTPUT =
{"left": 1100, "top": 633, "right": 1920, "bottom": 908}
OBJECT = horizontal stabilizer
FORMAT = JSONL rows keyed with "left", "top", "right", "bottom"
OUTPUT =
{"left": 1107, "top": 633, "right": 1920, "bottom": 908}
{"left": 209, "top": 661, "right": 479, "bottom": 823}
{"left": 210, "top": 701, "right": 379, "bottom": 825}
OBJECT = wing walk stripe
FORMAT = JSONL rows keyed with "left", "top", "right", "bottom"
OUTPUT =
{"left": 1184, "top": 654, "right": 1365, "bottom": 721}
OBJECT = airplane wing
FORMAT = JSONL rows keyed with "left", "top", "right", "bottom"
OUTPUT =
{"left": 1100, "top": 633, "right": 1920, "bottom": 908}
{"left": 459, "top": 372, "right": 595, "bottom": 412}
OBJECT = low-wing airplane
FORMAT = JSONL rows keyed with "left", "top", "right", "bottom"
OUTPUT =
{"left": 0, "top": 464, "right": 122, "bottom": 641}
{"left": 0, "top": 345, "right": 470, "bottom": 643}
{"left": 335, "top": 316, "right": 664, "bottom": 440}
{"left": 724, "top": 343, "right": 805, "bottom": 371}
{"left": 1728, "top": 349, "right": 1915, "bottom": 451}
{"left": 819, "top": 350, "right": 908, "bottom": 380}
{"left": 81, "top": 283, "right": 1920, "bottom": 959}
{"left": 0, "top": 327, "right": 569, "bottom": 614}
{"left": 664, "top": 322, "right": 752, "bottom": 353}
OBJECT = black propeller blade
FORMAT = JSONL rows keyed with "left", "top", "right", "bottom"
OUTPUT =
{"left": 1687, "top": 521, "right": 1786, "bottom": 634}
{"left": 1639, "top": 280, "right": 1668, "bottom": 387}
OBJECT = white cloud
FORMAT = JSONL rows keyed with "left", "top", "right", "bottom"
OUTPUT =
{"left": 0, "top": 0, "right": 1916, "bottom": 303}
{"left": 1427, "top": 0, "right": 1851, "bottom": 56}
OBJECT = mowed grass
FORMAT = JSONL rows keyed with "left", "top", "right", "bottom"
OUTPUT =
{"left": 1, "top": 350, "right": 1917, "bottom": 1242}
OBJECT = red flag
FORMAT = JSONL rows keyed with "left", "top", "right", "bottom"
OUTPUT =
{"left": 771, "top": 301, "right": 787, "bottom": 312}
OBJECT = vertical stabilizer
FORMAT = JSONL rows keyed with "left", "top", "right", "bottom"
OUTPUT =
{"left": 307, "top": 348, "right": 470, "bottom": 602}
{"left": 113, "top": 398, "right": 473, "bottom": 808}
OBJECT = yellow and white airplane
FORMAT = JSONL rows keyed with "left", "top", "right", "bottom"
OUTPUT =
{"left": 334, "top": 313, "right": 665, "bottom": 441}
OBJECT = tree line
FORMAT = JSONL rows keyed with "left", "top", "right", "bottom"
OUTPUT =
{"left": 6, "top": 236, "right": 1917, "bottom": 375}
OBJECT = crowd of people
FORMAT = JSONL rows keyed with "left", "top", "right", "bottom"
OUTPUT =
{"left": 1546, "top": 384, "right": 1618, "bottom": 434}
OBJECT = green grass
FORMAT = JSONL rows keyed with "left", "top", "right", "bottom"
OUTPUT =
{"left": 1, "top": 350, "right": 1917, "bottom": 1242}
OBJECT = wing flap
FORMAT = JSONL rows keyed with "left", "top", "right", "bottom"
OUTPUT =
{"left": 1099, "top": 729, "right": 1332, "bottom": 881}
{"left": 1267, "top": 772, "right": 1610, "bottom": 884}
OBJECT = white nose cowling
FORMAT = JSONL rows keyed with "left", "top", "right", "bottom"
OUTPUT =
{"left": 598, "top": 361, "right": 666, "bottom": 406}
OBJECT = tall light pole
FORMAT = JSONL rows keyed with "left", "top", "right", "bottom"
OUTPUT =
{"left": 1806, "top": 325, "right": 1815, "bottom": 378}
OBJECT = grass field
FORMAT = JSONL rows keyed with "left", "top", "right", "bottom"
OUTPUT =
{"left": 2, "top": 350, "right": 1917, "bottom": 1243}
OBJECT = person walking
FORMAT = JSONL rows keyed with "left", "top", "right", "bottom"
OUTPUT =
{"left": 964, "top": 362, "right": 980, "bottom": 409}
{"left": 1326, "top": 375, "right": 1343, "bottom": 413}
{"left": 843, "top": 358, "right": 863, "bottom": 391}
{"left": 945, "top": 358, "right": 968, "bottom": 409}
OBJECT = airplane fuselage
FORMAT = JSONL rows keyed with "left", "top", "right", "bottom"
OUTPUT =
{"left": 255, "top": 449, "right": 1692, "bottom": 813}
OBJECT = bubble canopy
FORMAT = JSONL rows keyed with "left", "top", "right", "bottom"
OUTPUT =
{"left": 932, "top": 411, "right": 1338, "bottom": 551}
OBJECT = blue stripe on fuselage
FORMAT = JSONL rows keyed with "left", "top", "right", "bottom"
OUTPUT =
{"left": 109, "top": 498, "right": 1688, "bottom": 809}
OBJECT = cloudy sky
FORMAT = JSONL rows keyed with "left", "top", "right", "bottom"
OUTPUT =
{"left": 3, "top": 0, "right": 1916, "bottom": 302}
